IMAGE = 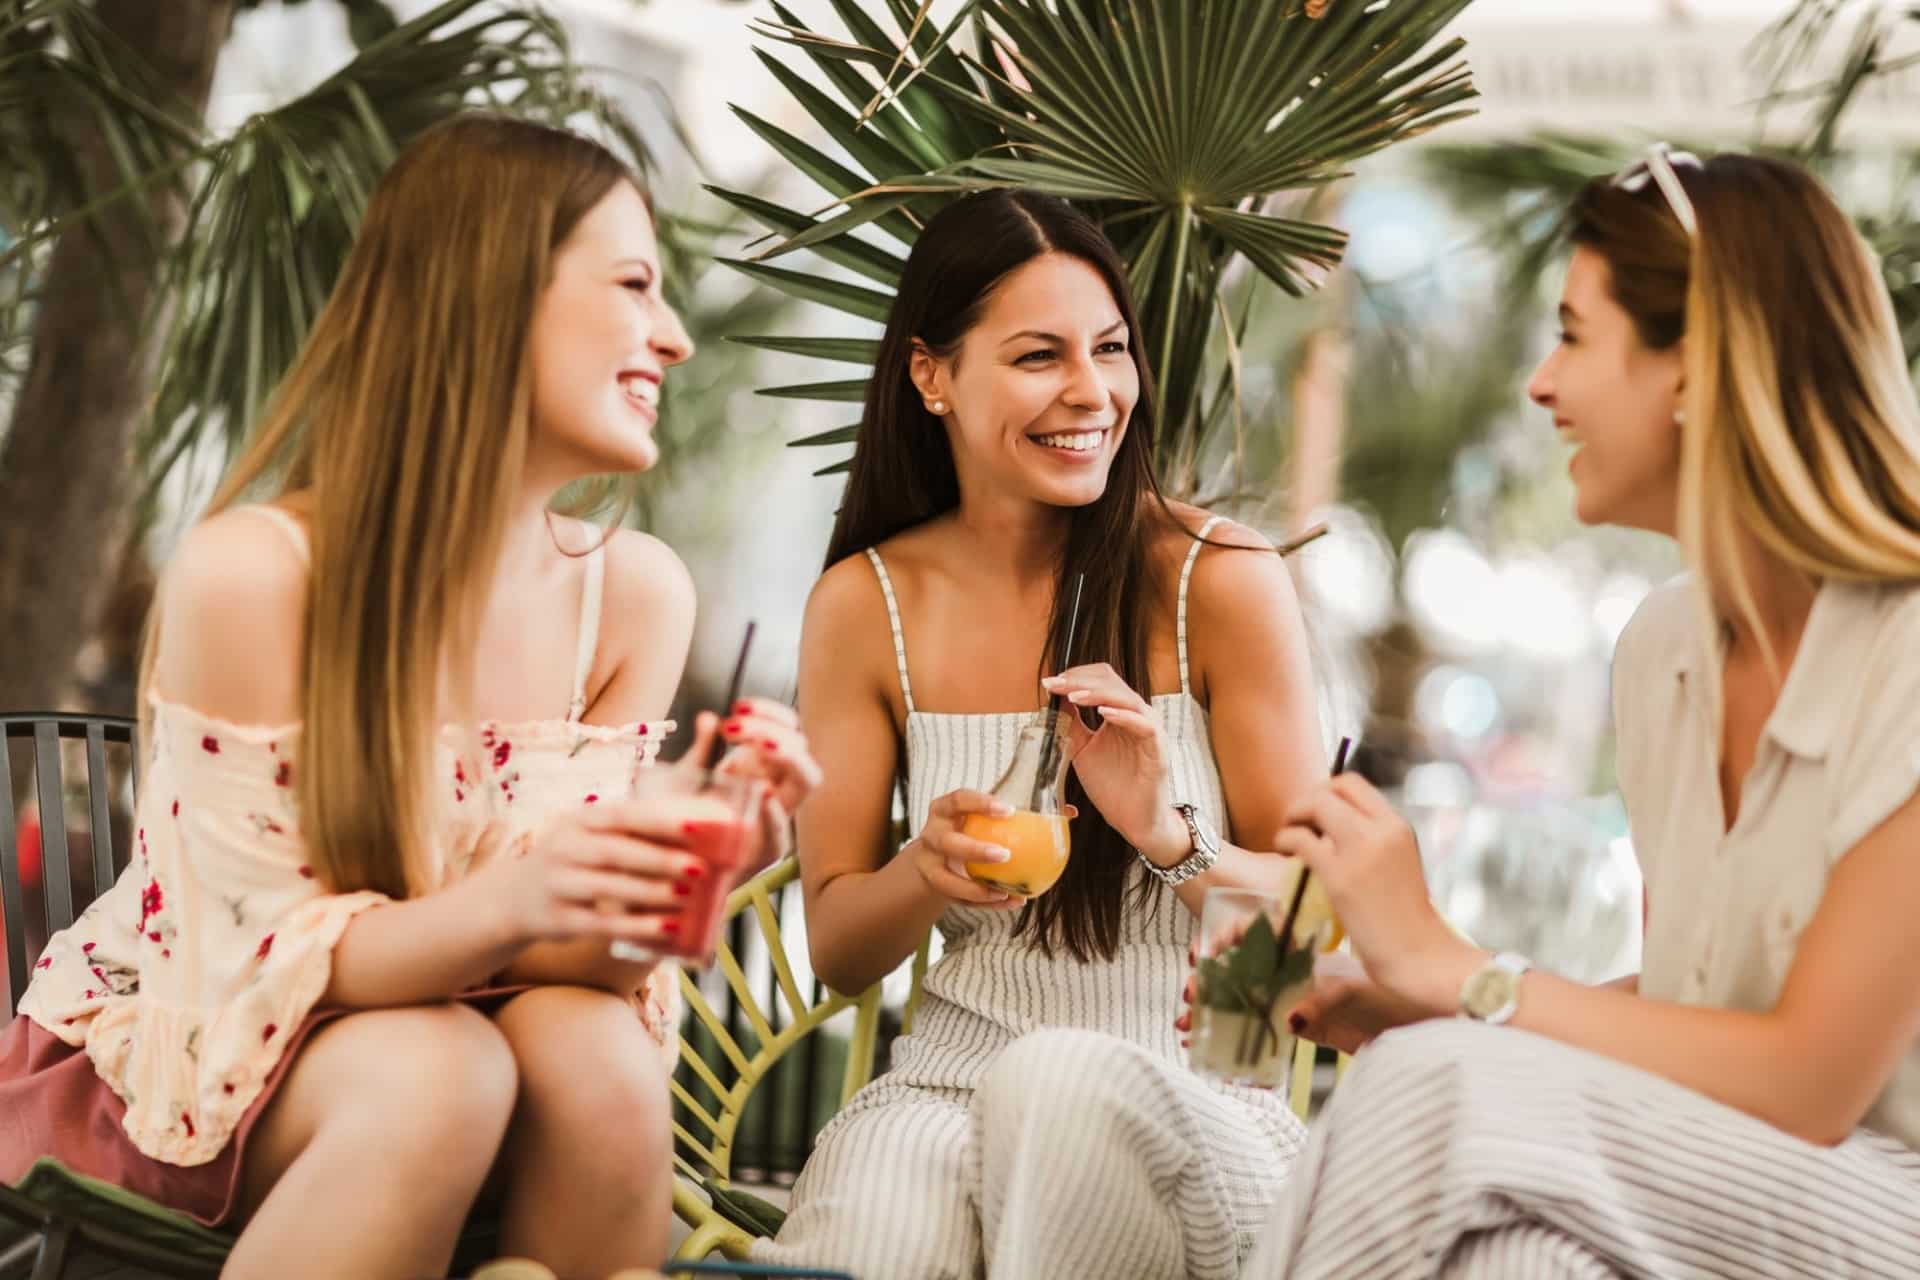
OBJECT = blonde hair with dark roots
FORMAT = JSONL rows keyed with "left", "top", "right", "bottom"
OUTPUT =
{"left": 142, "top": 115, "right": 642, "bottom": 898}
{"left": 1569, "top": 153, "right": 1920, "bottom": 687}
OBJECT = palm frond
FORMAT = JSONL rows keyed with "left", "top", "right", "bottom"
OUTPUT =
{"left": 728, "top": 0, "right": 1480, "bottom": 489}
{"left": 139, "top": 0, "right": 662, "bottom": 490}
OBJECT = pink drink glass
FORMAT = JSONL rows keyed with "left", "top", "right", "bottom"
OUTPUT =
{"left": 608, "top": 766, "right": 759, "bottom": 966}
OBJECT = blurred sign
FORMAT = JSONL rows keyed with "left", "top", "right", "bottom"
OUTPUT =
{"left": 1445, "top": 17, "right": 1920, "bottom": 143}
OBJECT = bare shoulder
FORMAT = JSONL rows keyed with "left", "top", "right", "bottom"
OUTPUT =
{"left": 1164, "top": 508, "right": 1295, "bottom": 614}
{"left": 154, "top": 506, "right": 309, "bottom": 722}
{"left": 800, "top": 552, "right": 897, "bottom": 706}
{"left": 598, "top": 525, "right": 696, "bottom": 624}
{"left": 805, "top": 552, "right": 891, "bottom": 651}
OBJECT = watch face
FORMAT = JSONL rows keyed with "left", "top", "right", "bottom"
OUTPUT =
{"left": 1461, "top": 965, "right": 1518, "bottom": 1020}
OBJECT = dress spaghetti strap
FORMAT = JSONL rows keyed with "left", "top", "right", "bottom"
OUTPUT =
{"left": 864, "top": 548, "right": 917, "bottom": 715}
{"left": 240, "top": 504, "right": 311, "bottom": 570}
{"left": 1176, "top": 515, "right": 1226, "bottom": 697}
{"left": 567, "top": 542, "right": 606, "bottom": 723}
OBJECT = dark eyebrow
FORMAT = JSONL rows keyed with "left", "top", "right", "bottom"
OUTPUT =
{"left": 999, "top": 319, "right": 1128, "bottom": 346}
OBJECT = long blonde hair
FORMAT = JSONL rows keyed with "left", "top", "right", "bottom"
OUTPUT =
{"left": 1569, "top": 154, "right": 1920, "bottom": 682}
{"left": 144, "top": 115, "right": 640, "bottom": 898}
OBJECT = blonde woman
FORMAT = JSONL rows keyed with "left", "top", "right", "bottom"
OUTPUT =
{"left": 0, "top": 116, "right": 817, "bottom": 1279}
{"left": 1244, "top": 149, "right": 1920, "bottom": 1278}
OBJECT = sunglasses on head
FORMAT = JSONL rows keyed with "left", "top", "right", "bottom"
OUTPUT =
{"left": 1611, "top": 142, "right": 1703, "bottom": 238}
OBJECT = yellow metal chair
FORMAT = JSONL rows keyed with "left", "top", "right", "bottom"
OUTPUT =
{"left": 667, "top": 859, "right": 1330, "bottom": 1262}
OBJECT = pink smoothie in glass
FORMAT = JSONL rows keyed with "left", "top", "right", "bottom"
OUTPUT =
{"left": 661, "top": 802, "right": 752, "bottom": 962}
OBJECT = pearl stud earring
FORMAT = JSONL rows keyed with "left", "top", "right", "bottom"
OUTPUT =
{"left": 1674, "top": 409, "right": 1686, "bottom": 425}
{"left": 931, "top": 400, "right": 947, "bottom": 414}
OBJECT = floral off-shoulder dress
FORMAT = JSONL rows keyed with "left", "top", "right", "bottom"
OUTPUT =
{"left": 0, "top": 522, "right": 680, "bottom": 1223}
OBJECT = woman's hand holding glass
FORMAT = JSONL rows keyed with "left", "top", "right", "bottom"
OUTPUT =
{"left": 910, "top": 790, "right": 1033, "bottom": 910}
{"left": 1041, "top": 663, "right": 1173, "bottom": 851}
{"left": 716, "top": 695, "right": 823, "bottom": 873}
{"left": 1273, "top": 773, "right": 1474, "bottom": 1008}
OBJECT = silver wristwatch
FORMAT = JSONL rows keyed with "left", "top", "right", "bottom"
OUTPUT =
{"left": 1141, "top": 802, "right": 1219, "bottom": 887}
{"left": 1459, "top": 952, "right": 1531, "bottom": 1024}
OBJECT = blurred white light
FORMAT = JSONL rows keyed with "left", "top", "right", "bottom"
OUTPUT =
{"left": 1404, "top": 760, "right": 1474, "bottom": 809}
{"left": 1297, "top": 505, "right": 1396, "bottom": 635}
{"left": 1593, "top": 573, "right": 1653, "bottom": 650}
{"left": 1493, "top": 556, "right": 1587, "bottom": 661}
{"left": 1441, "top": 672, "right": 1501, "bottom": 740}
{"left": 1403, "top": 529, "right": 1498, "bottom": 652}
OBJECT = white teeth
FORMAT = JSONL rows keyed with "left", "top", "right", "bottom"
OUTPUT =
{"left": 619, "top": 375, "right": 659, "bottom": 407}
{"left": 1033, "top": 431, "right": 1104, "bottom": 452}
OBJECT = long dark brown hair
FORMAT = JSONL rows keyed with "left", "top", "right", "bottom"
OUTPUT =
{"left": 824, "top": 189, "right": 1181, "bottom": 962}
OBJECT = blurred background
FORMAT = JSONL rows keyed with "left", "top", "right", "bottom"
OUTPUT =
{"left": 6, "top": 0, "right": 1920, "bottom": 1180}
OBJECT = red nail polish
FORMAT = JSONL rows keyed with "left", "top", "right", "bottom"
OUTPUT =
{"left": 673, "top": 882, "right": 692, "bottom": 898}
{"left": 681, "top": 820, "right": 700, "bottom": 837}
{"left": 723, "top": 720, "right": 743, "bottom": 736}
{"left": 661, "top": 918, "right": 680, "bottom": 936}
{"left": 1288, "top": 1013, "right": 1306, "bottom": 1033}
{"left": 733, "top": 701, "right": 753, "bottom": 716}
{"left": 762, "top": 738, "right": 780, "bottom": 750}
{"left": 683, "top": 862, "right": 704, "bottom": 879}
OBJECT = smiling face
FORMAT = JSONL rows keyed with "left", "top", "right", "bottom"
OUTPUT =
{"left": 526, "top": 181, "right": 692, "bottom": 483}
{"left": 1527, "top": 246, "right": 1686, "bottom": 533}
{"left": 910, "top": 251, "right": 1140, "bottom": 510}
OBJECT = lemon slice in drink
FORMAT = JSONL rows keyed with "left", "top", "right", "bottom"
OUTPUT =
{"left": 1285, "top": 871, "right": 1344, "bottom": 953}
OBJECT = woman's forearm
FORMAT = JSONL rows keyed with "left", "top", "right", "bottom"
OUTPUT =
{"left": 501, "top": 939, "right": 658, "bottom": 997}
{"left": 807, "top": 849, "right": 949, "bottom": 995}
{"left": 1406, "top": 944, "right": 1838, "bottom": 1144}
{"left": 323, "top": 874, "right": 529, "bottom": 1008}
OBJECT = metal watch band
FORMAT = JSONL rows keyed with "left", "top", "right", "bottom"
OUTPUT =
{"left": 1141, "top": 802, "right": 1219, "bottom": 886}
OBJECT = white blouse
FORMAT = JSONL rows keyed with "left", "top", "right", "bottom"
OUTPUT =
{"left": 1613, "top": 576, "right": 1920, "bottom": 1149}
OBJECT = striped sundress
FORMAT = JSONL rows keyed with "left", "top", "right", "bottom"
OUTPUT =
{"left": 753, "top": 519, "right": 1305, "bottom": 1279}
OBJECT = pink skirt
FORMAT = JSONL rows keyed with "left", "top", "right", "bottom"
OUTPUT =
{"left": 0, "top": 987, "right": 529, "bottom": 1228}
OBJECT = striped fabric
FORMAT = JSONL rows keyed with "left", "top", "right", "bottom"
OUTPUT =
{"left": 756, "top": 522, "right": 1305, "bottom": 1279}
{"left": 1246, "top": 1019, "right": 1920, "bottom": 1279}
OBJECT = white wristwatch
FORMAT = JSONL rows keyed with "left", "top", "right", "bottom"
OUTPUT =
{"left": 1140, "top": 802, "right": 1219, "bottom": 886}
{"left": 1459, "top": 952, "right": 1531, "bottom": 1024}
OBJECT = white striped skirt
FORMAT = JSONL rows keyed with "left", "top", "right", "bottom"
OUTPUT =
{"left": 753, "top": 1026, "right": 1304, "bottom": 1280}
{"left": 1246, "top": 1019, "right": 1920, "bottom": 1279}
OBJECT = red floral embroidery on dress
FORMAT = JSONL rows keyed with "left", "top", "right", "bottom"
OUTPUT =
{"left": 33, "top": 956, "right": 51, "bottom": 971}
{"left": 262, "top": 1023, "right": 278, "bottom": 1042}
{"left": 171, "top": 800, "right": 179, "bottom": 818}
{"left": 256, "top": 933, "right": 274, "bottom": 960}
{"left": 492, "top": 740, "right": 512, "bottom": 770}
{"left": 248, "top": 813, "right": 285, "bottom": 836}
{"left": 274, "top": 762, "right": 292, "bottom": 788}
{"left": 83, "top": 989, "right": 96, "bottom": 1000}
{"left": 223, "top": 1083, "right": 235, "bottom": 1095}
{"left": 297, "top": 865, "right": 314, "bottom": 879}
{"left": 147, "top": 931, "right": 162, "bottom": 944}
{"left": 201, "top": 736, "right": 220, "bottom": 754}
{"left": 181, "top": 1112, "right": 195, "bottom": 1138}
{"left": 584, "top": 793, "right": 599, "bottom": 804}
{"left": 81, "top": 942, "right": 95, "bottom": 954}
{"left": 139, "top": 879, "right": 164, "bottom": 922}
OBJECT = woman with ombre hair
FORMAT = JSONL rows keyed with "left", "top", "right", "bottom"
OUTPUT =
{"left": 0, "top": 115, "right": 817, "bottom": 1279}
{"left": 1243, "top": 149, "right": 1920, "bottom": 1278}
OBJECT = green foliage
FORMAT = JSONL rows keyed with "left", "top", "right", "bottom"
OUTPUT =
{"left": 723, "top": 0, "right": 1481, "bottom": 490}
{"left": 1194, "top": 912, "right": 1313, "bottom": 1016}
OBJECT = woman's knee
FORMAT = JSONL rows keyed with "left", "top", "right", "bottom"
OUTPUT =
{"left": 320, "top": 1004, "right": 519, "bottom": 1137}
{"left": 975, "top": 1028, "right": 1155, "bottom": 1124}
{"left": 494, "top": 986, "right": 671, "bottom": 1150}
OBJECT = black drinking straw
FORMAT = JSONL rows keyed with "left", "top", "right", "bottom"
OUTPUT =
{"left": 704, "top": 620, "right": 757, "bottom": 786}
{"left": 1036, "top": 573, "right": 1087, "bottom": 781}
{"left": 1276, "top": 735, "right": 1352, "bottom": 955}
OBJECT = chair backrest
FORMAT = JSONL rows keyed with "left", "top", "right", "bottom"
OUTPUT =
{"left": 0, "top": 714, "right": 137, "bottom": 1022}
{"left": 671, "top": 857, "right": 930, "bottom": 1189}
